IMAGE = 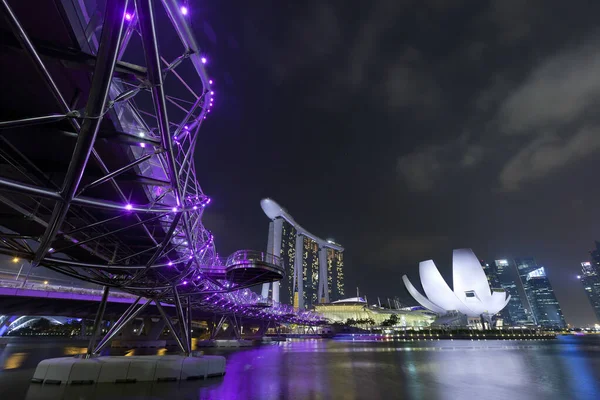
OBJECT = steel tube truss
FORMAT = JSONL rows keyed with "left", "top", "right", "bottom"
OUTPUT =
{"left": 0, "top": 0, "right": 325, "bottom": 327}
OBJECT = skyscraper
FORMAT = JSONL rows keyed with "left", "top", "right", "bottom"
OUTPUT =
{"left": 327, "top": 248, "right": 345, "bottom": 301}
{"left": 481, "top": 259, "right": 529, "bottom": 326}
{"left": 495, "top": 259, "right": 530, "bottom": 325}
{"left": 260, "top": 198, "right": 345, "bottom": 308}
{"left": 579, "top": 261, "right": 600, "bottom": 323}
{"left": 480, "top": 260, "right": 512, "bottom": 325}
{"left": 580, "top": 242, "right": 600, "bottom": 323}
{"left": 514, "top": 258, "right": 566, "bottom": 329}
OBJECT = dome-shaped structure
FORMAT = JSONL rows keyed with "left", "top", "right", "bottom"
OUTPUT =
{"left": 402, "top": 249, "right": 511, "bottom": 317}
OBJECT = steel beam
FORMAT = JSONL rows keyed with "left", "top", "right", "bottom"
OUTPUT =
{"left": 172, "top": 284, "right": 190, "bottom": 354}
{"left": 135, "top": 0, "right": 180, "bottom": 199}
{"left": 32, "top": 0, "right": 129, "bottom": 267}
{"left": 155, "top": 300, "right": 187, "bottom": 354}
{"left": 93, "top": 298, "right": 151, "bottom": 354}
{"left": 86, "top": 286, "right": 110, "bottom": 356}
{"left": 76, "top": 153, "right": 154, "bottom": 195}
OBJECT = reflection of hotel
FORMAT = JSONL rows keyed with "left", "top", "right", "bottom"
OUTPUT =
{"left": 315, "top": 297, "right": 435, "bottom": 328}
{"left": 260, "top": 199, "right": 344, "bottom": 309}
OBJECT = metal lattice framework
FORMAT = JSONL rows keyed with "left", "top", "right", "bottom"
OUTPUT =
{"left": 0, "top": 0, "right": 324, "bottom": 354}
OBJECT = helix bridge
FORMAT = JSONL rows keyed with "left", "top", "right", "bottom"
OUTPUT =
{"left": 0, "top": 0, "right": 324, "bottom": 356}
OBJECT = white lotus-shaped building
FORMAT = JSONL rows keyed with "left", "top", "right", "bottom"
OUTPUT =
{"left": 402, "top": 249, "right": 511, "bottom": 317}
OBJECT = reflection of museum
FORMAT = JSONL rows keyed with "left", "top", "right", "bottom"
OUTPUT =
{"left": 314, "top": 297, "right": 436, "bottom": 328}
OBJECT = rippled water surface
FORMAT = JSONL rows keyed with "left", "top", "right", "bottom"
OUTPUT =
{"left": 1, "top": 336, "right": 599, "bottom": 399}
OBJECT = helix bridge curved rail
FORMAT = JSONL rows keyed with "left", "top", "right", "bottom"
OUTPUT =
{"left": 0, "top": 0, "right": 323, "bottom": 354}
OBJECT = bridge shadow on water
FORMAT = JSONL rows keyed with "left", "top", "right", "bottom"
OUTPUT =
{"left": 1, "top": 336, "right": 600, "bottom": 399}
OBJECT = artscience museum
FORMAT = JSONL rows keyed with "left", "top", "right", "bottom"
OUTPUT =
{"left": 402, "top": 249, "right": 511, "bottom": 328}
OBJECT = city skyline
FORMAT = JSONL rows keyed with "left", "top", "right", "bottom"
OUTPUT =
{"left": 195, "top": 0, "right": 600, "bottom": 328}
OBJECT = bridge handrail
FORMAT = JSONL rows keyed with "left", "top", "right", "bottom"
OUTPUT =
{"left": 225, "top": 250, "right": 283, "bottom": 268}
{"left": 0, "top": 279, "right": 135, "bottom": 298}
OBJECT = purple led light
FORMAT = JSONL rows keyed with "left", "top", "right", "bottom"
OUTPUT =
{"left": 168, "top": 261, "right": 173, "bottom": 266}
{"left": 182, "top": 280, "right": 188, "bottom": 285}
{"left": 184, "top": 125, "right": 189, "bottom": 130}
{"left": 125, "top": 12, "right": 132, "bottom": 21}
{"left": 172, "top": 207, "right": 178, "bottom": 212}
{"left": 201, "top": 57, "right": 207, "bottom": 64}
{"left": 125, "top": 204, "right": 133, "bottom": 211}
{"left": 209, "top": 79, "right": 213, "bottom": 85}
{"left": 210, "top": 91, "right": 214, "bottom": 95}
{"left": 180, "top": 6, "right": 188, "bottom": 15}
{"left": 193, "top": 205, "right": 198, "bottom": 210}
{"left": 140, "top": 143, "right": 146, "bottom": 148}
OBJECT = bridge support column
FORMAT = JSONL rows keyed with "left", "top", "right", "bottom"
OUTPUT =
{"left": 144, "top": 317, "right": 166, "bottom": 340}
{"left": 172, "top": 285, "right": 190, "bottom": 355}
{"left": 93, "top": 297, "right": 151, "bottom": 354}
{"left": 262, "top": 218, "right": 283, "bottom": 303}
{"left": 86, "top": 286, "right": 110, "bottom": 356}
{"left": 155, "top": 300, "right": 187, "bottom": 354}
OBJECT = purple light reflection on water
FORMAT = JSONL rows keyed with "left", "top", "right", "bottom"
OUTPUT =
{"left": 189, "top": 338, "right": 600, "bottom": 400}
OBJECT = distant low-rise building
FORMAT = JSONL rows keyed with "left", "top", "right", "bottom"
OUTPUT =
{"left": 314, "top": 297, "right": 435, "bottom": 328}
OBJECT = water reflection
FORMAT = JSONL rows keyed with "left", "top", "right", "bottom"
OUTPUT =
{"left": 0, "top": 337, "right": 598, "bottom": 399}
{"left": 3, "top": 352, "right": 27, "bottom": 370}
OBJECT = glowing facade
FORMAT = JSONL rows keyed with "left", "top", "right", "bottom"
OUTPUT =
{"left": 260, "top": 199, "right": 344, "bottom": 308}
{"left": 482, "top": 259, "right": 530, "bottom": 326}
{"left": 515, "top": 258, "right": 566, "bottom": 329}
{"left": 580, "top": 242, "right": 600, "bottom": 323}
{"left": 402, "top": 249, "right": 511, "bottom": 318}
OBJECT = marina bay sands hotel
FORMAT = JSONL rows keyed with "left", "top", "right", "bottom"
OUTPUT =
{"left": 260, "top": 199, "right": 345, "bottom": 309}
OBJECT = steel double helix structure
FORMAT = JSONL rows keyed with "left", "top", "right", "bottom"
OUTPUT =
{"left": 0, "top": 0, "right": 324, "bottom": 354}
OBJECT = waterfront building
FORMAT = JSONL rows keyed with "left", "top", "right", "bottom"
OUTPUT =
{"left": 487, "top": 259, "right": 530, "bottom": 325}
{"left": 402, "top": 249, "right": 510, "bottom": 328}
{"left": 314, "top": 297, "right": 435, "bottom": 328}
{"left": 260, "top": 199, "right": 344, "bottom": 308}
{"left": 579, "top": 261, "right": 600, "bottom": 323}
{"left": 514, "top": 258, "right": 566, "bottom": 329}
{"left": 481, "top": 260, "right": 513, "bottom": 325}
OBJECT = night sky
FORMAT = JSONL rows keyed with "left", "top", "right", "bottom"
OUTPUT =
{"left": 189, "top": 0, "right": 600, "bottom": 327}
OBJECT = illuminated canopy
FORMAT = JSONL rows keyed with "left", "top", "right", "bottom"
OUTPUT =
{"left": 402, "top": 249, "right": 511, "bottom": 317}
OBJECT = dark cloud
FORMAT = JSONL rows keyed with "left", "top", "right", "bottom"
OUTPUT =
{"left": 499, "top": 128, "right": 600, "bottom": 191}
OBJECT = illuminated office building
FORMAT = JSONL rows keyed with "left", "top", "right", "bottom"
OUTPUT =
{"left": 580, "top": 242, "right": 600, "bottom": 323}
{"left": 514, "top": 258, "right": 566, "bottom": 329}
{"left": 481, "top": 260, "right": 513, "bottom": 325}
{"left": 493, "top": 259, "right": 529, "bottom": 325}
{"left": 579, "top": 261, "right": 600, "bottom": 323}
